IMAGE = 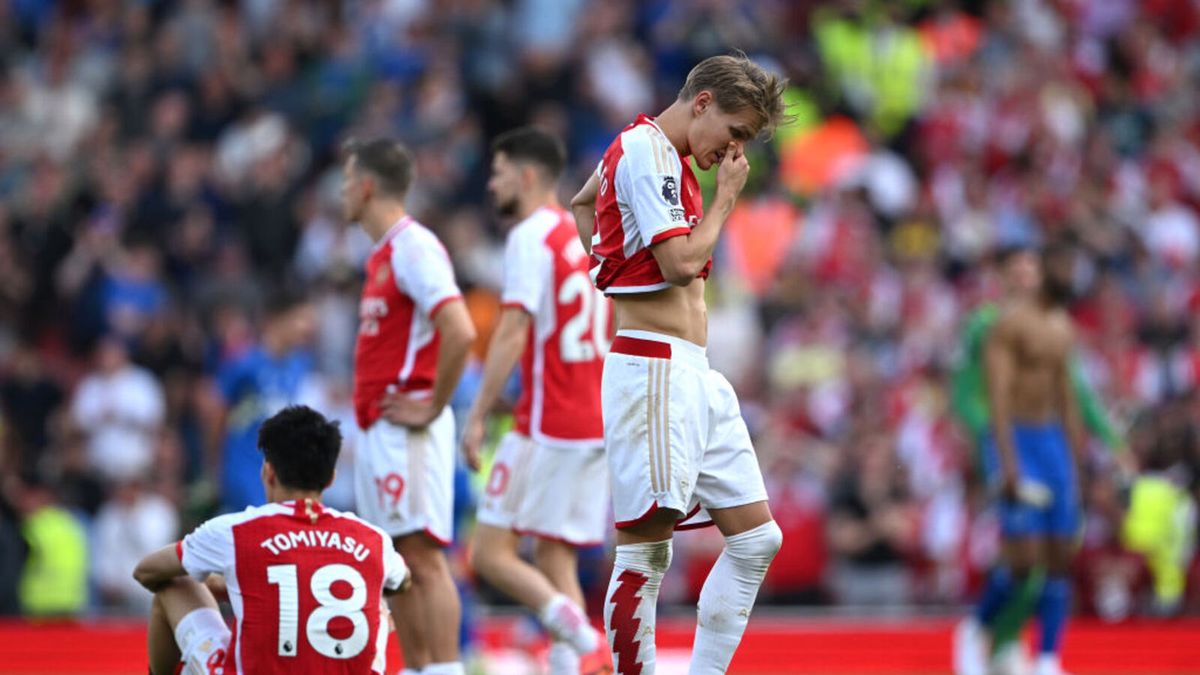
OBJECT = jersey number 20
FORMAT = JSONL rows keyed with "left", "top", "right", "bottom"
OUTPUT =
{"left": 267, "top": 563, "right": 369, "bottom": 660}
{"left": 558, "top": 272, "right": 610, "bottom": 363}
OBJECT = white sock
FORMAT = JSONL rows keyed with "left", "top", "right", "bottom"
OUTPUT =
{"left": 548, "top": 640, "right": 581, "bottom": 674}
{"left": 540, "top": 593, "right": 597, "bottom": 655}
{"left": 688, "top": 521, "right": 782, "bottom": 675}
{"left": 604, "top": 539, "right": 673, "bottom": 675}
{"left": 1036, "top": 653, "right": 1064, "bottom": 675}
{"left": 422, "top": 663, "right": 465, "bottom": 675}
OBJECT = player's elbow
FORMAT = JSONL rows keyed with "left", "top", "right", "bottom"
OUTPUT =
{"left": 132, "top": 561, "right": 160, "bottom": 592}
{"left": 445, "top": 318, "right": 477, "bottom": 353}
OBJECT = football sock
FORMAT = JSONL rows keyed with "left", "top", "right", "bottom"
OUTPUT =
{"left": 604, "top": 539, "right": 673, "bottom": 674}
{"left": 1038, "top": 576, "right": 1070, "bottom": 654}
{"left": 990, "top": 568, "right": 1043, "bottom": 653}
{"left": 688, "top": 521, "right": 782, "bottom": 674}
{"left": 548, "top": 641, "right": 581, "bottom": 674}
{"left": 975, "top": 565, "right": 1014, "bottom": 624}
{"left": 541, "top": 593, "right": 598, "bottom": 654}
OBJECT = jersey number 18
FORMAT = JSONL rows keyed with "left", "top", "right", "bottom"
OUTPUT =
{"left": 267, "top": 563, "right": 370, "bottom": 660}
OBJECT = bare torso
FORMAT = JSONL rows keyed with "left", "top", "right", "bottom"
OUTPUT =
{"left": 997, "top": 302, "right": 1075, "bottom": 423}
{"left": 612, "top": 279, "right": 708, "bottom": 346}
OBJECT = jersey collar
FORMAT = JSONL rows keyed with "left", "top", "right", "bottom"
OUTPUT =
{"left": 374, "top": 215, "right": 413, "bottom": 251}
{"left": 283, "top": 498, "right": 326, "bottom": 524}
{"left": 634, "top": 113, "right": 687, "bottom": 159}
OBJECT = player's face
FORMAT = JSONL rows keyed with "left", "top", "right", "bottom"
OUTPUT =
{"left": 688, "top": 93, "right": 760, "bottom": 171}
{"left": 340, "top": 156, "right": 367, "bottom": 223}
{"left": 488, "top": 152, "right": 522, "bottom": 217}
{"left": 1005, "top": 251, "right": 1042, "bottom": 296}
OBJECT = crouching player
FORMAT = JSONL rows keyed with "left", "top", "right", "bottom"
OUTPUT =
{"left": 133, "top": 405, "right": 410, "bottom": 674}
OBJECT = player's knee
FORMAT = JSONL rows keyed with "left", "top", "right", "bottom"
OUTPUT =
{"left": 533, "top": 540, "right": 578, "bottom": 582}
{"left": 726, "top": 520, "right": 782, "bottom": 566}
{"left": 615, "top": 538, "right": 673, "bottom": 575}
{"left": 397, "top": 541, "right": 448, "bottom": 582}
{"left": 468, "top": 542, "right": 504, "bottom": 578}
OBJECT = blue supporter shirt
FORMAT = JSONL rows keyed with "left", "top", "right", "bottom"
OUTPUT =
{"left": 216, "top": 346, "right": 319, "bottom": 512}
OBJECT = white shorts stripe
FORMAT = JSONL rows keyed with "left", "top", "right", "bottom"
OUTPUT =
{"left": 646, "top": 359, "right": 658, "bottom": 493}
{"left": 661, "top": 359, "right": 671, "bottom": 490}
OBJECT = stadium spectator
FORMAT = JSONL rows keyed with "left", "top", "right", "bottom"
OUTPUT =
{"left": 92, "top": 478, "right": 178, "bottom": 613}
{"left": 13, "top": 473, "right": 88, "bottom": 618}
{"left": 70, "top": 336, "right": 166, "bottom": 485}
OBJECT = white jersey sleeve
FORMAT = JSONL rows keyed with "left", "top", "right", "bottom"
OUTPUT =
{"left": 382, "top": 543, "right": 409, "bottom": 591}
{"left": 391, "top": 228, "right": 463, "bottom": 318}
{"left": 500, "top": 224, "right": 551, "bottom": 314}
{"left": 615, "top": 127, "right": 690, "bottom": 246}
{"left": 179, "top": 512, "right": 237, "bottom": 579}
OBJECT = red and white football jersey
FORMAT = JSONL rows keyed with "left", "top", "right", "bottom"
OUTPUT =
{"left": 501, "top": 206, "right": 608, "bottom": 446}
{"left": 354, "top": 216, "right": 463, "bottom": 430}
{"left": 177, "top": 499, "right": 408, "bottom": 675}
{"left": 590, "top": 114, "right": 709, "bottom": 294}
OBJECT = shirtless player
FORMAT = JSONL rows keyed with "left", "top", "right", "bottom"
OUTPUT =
{"left": 980, "top": 243, "right": 1086, "bottom": 675}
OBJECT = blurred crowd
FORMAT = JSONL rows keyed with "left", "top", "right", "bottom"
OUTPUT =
{"left": 1, "top": 0, "right": 1199, "bottom": 623}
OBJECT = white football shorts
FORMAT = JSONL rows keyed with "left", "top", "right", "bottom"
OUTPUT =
{"left": 476, "top": 431, "right": 608, "bottom": 546}
{"left": 602, "top": 329, "right": 769, "bottom": 530}
{"left": 355, "top": 407, "right": 456, "bottom": 545}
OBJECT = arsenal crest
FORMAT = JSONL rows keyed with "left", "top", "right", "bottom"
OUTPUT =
{"left": 375, "top": 264, "right": 391, "bottom": 285}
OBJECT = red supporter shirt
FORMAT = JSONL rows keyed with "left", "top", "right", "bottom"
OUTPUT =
{"left": 501, "top": 206, "right": 607, "bottom": 446}
{"left": 590, "top": 114, "right": 709, "bottom": 294}
{"left": 353, "top": 216, "right": 463, "bottom": 430}
{"left": 177, "top": 500, "right": 408, "bottom": 674}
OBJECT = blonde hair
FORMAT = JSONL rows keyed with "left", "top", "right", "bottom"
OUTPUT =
{"left": 678, "top": 53, "right": 790, "bottom": 136}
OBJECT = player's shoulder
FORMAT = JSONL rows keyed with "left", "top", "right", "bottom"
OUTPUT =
{"left": 389, "top": 218, "right": 452, "bottom": 269}
{"left": 509, "top": 207, "right": 564, "bottom": 247}
{"left": 616, "top": 119, "right": 678, "bottom": 173}
{"left": 393, "top": 218, "right": 444, "bottom": 249}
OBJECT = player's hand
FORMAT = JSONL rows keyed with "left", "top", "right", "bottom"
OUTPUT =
{"left": 715, "top": 142, "right": 749, "bottom": 200}
{"left": 204, "top": 574, "right": 229, "bottom": 602}
{"left": 1000, "top": 463, "right": 1020, "bottom": 502}
{"left": 461, "top": 414, "right": 485, "bottom": 472}
{"left": 380, "top": 392, "right": 439, "bottom": 429}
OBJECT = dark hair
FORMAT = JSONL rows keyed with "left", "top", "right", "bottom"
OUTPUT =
{"left": 343, "top": 137, "right": 415, "bottom": 198}
{"left": 994, "top": 243, "right": 1035, "bottom": 266}
{"left": 1041, "top": 242, "right": 1077, "bottom": 307}
{"left": 490, "top": 127, "right": 566, "bottom": 180}
{"left": 257, "top": 405, "right": 342, "bottom": 491}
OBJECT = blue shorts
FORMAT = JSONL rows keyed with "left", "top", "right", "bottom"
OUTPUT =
{"left": 982, "top": 423, "right": 1080, "bottom": 538}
